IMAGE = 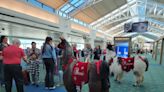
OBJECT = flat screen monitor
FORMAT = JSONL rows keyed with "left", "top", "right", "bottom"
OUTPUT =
{"left": 132, "top": 21, "right": 148, "bottom": 32}
{"left": 124, "top": 21, "right": 148, "bottom": 33}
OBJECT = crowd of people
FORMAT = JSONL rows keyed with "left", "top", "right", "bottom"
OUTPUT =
{"left": 0, "top": 35, "right": 111, "bottom": 92}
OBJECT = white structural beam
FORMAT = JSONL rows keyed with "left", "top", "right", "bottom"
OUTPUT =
{"left": 113, "top": 30, "right": 124, "bottom": 36}
{"left": 105, "top": 19, "right": 132, "bottom": 33}
{"left": 147, "top": 18, "right": 164, "bottom": 31}
{"left": 148, "top": 26, "right": 164, "bottom": 36}
{"left": 103, "top": 17, "right": 163, "bottom": 39}
{"left": 91, "top": 0, "right": 137, "bottom": 27}
{"left": 70, "top": 0, "right": 103, "bottom": 17}
{"left": 132, "top": 35, "right": 155, "bottom": 42}
{"left": 146, "top": 32, "right": 163, "bottom": 38}
{"left": 97, "top": 30, "right": 113, "bottom": 37}
{"left": 145, "top": 0, "right": 164, "bottom": 19}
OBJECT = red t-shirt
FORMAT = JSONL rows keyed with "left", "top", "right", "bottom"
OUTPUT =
{"left": 3, "top": 45, "right": 25, "bottom": 64}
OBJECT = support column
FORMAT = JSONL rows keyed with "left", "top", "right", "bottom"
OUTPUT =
{"left": 59, "top": 17, "right": 71, "bottom": 40}
{"left": 8, "top": 24, "right": 13, "bottom": 44}
{"left": 155, "top": 41, "right": 158, "bottom": 61}
{"left": 160, "top": 38, "right": 164, "bottom": 64}
{"left": 89, "top": 30, "right": 96, "bottom": 49}
{"left": 102, "top": 37, "right": 107, "bottom": 49}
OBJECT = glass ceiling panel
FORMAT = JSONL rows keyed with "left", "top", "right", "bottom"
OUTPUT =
{"left": 61, "top": 4, "right": 71, "bottom": 12}
{"left": 74, "top": 0, "right": 85, "bottom": 7}
{"left": 26, "top": 0, "right": 88, "bottom": 27}
{"left": 65, "top": 7, "right": 74, "bottom": 13}
{"left": 70, "top": 0, "right": 79, "bottom": 5}
{"left": 60, "top": 0, "right": 85, "bottom": 14}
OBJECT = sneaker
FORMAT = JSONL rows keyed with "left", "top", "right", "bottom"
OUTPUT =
{"left": 49, "top": 86, "right": 56, "bottom": 90}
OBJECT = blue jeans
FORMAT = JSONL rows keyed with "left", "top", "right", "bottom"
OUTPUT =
{"left": 0, "top": 60, "right": 4, "bottom": 84}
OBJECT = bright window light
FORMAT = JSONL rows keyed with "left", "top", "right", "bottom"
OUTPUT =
{"left": 70, "top": 0, "right": 79, "bottom": 5}
{"left": 65, "top": 7, "right": 74, "bottom": 13}
{"left": 43, "top": 5, "right": 54, "bottom": 13}
{"left": 61, "top": 4, "right": 71, "bottom": 12}
{"left": 60, "top": 0, "right": 84, "bottom": 14}
{"left": 28, "top": 0, "right": 42, "bottom": 8}
{"left": 74, "top": 0, "right": 84, "bottom": 7}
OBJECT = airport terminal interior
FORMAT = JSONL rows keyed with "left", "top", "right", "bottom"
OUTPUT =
{"left": 0, "top": 0, "right": 164, "bottom": 92}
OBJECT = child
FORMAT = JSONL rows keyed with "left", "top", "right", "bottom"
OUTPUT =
{"left": 29, "top": 53, "right": 40, "bottom": 87}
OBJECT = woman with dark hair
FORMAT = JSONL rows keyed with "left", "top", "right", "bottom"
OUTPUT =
{"left": 0, "top": 35, "right": 9, "bottom": 86}
{"left": 42, "top": 37, "right": 57, "bottom": 89}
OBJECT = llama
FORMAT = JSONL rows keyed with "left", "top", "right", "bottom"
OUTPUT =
{"left": 58, "top": 37, "right": 110, "bottom": 92}
{"left": 107, "top": 50, "right": 149, "bottom": 86}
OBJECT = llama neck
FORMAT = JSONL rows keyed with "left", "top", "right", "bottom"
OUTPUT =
{"left": 62, "top": 56, "right": 74, "bottom": 71}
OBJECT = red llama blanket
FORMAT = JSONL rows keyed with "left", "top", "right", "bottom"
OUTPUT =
{"left": 72, "top": 62, "right": 89, "bottom": 87}
{"left": 121, "top": 57, "right": 134, "bottom": 72}
{"left": 72, "top": 60, "right": 102, "bottom": 87}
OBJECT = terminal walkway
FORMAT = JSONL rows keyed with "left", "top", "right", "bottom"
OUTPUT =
{"left": 0, "top": 54, "right": 164, "bottom": 92}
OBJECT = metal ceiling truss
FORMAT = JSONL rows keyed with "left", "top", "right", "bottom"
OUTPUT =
{"left": 143, "top": 0, "right": 164, "bottom": 19}
{"left": 57, "top": 0, "right": 69, "bottom": 10}
{"left": 70, "top": 0, "right": 103, "bottom": 17}
{"left": 92, "top": 0, "right": 164, "bottom": 33}
{"left": 104, "top": 17, "right": 163, "bottom": 38}
{"left": 148, "top": 20, "right": 164, "bottom": 31}
{"left": 148, "top": 26, "right": 164, "bottom": 36}
{"left": 58, "top": 0, "right": 102, "bottom": 21}
{"left": 91, "top": 0, "right": 137, "bottom": 27}
{"left": 105, "top": 19, "right": 132, "bottom": 33}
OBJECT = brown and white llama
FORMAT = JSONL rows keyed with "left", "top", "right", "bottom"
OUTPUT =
{"left": 58, "top": 37, "right": 110, "bottom": 92}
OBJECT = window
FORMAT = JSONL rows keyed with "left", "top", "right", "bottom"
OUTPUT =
{"left": 28, "top": 0, "right": 42, "bottom": 8}
{"left": 43, "top": 5, "right": 54, "bottom": 13}
{"left": 61, "top": 4, "right": 71, "bottom": 12}
{"left": 65, "top": 7, "right": 74, "bottom": 13}
{"left": 60, "top": 0, "right": 85, "bottom": 14}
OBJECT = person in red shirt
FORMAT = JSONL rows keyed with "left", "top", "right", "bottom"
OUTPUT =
{"left": 3, "top": 38, "right": 27, "bottom": 92}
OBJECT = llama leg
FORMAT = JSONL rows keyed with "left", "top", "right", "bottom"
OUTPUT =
{"left": 138, "top": 76, "right": 142, "bottom": 86}
{"left": 134, "top": 76, "right": 139, "bottom": 87}
{"left": 141, "top": 75, "right": 144, "bottom": 83}
{"left": 76, "top": 86, "right": 81, "bottom": 92}
{"left": 117, "top": 72, "right": 123, "bottom": 83}
{"left": 139, "top": 75, "right": 144, "bottom": 86}
{"left": 133, "top": 71, "right": 140, "bottom": 87}
{"left": 89, "top": 81, "right": 101, "bottom": 92}
{"left": 110, "top": 72, "right": 114, "bottom": 77}
{"left": 88, "top": 63, "right": 102, "bottom": 92}
{"left": 115, "top": 74, "right": 118, "bottom": 81}
{"left": 117, "top": 75, "right": 121, "bottom": 83}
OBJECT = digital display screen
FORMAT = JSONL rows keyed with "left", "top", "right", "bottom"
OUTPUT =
{"left": 132, "top": 22, "right": 148, "bottom": 32}
{"left": 115, "top": 42, "right": 129, "bottom": 58}
{"left": 124, "top": 21, "right": 148, "bottom": 33}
